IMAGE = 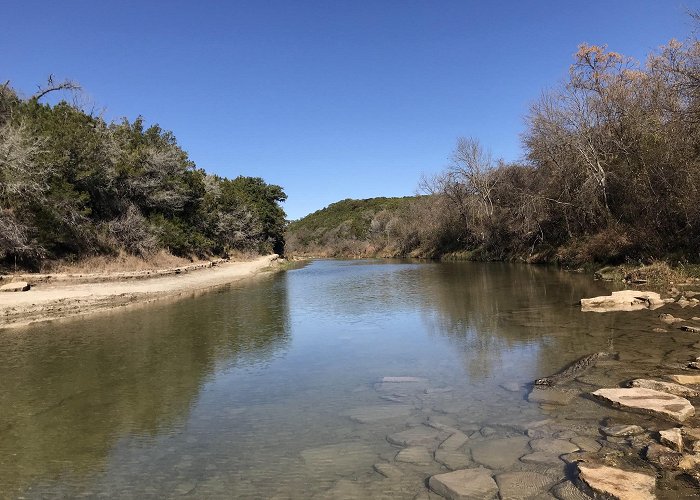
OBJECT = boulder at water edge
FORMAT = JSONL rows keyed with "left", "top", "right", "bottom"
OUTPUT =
{"left": 592, "top": 387, "right": 695, "bottom": 422}
{"left": 0, "top": 281, "right": 30, "bottom": 292}
{"left": 576, "top": 464, "right": 655, "bottom": 500}
{"left": 429, "top": 468, "right": 498, "bottom": 500}
{"left": 581, "top": 290, "right": 663, "bottom": 312}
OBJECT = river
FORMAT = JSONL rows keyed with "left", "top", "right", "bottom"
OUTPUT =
{"left": 0, "top": 259, "right": 694, "bottom": 498}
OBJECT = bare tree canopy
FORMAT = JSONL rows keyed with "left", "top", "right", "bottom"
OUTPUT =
{"left": 31, "top": 74, "right": 82, "bottom": 102}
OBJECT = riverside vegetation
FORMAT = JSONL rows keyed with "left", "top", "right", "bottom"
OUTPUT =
{"left": 0, "top": 79, "right": 286, "bottom": 271}
{"left": 287, "top": 31, "right": 700, "bottom": 270}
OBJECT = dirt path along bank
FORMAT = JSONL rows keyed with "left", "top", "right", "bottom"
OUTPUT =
{"left": 0, "top": 255, "right": 280, "bottom": 330}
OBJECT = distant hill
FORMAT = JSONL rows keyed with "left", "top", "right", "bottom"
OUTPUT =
{"left": 285, "top": 196, "right": 420, "bottom": 257}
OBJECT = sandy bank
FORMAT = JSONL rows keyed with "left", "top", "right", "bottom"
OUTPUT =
{"left": 0, "top": 255, "right": 280, "bottom": 330}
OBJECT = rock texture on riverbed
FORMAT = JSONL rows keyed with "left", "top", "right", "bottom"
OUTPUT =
{"left": 576, "top": 464, "right": 655, "bottom": 500}
{"left": 341, "top": 405, "right": 413, "bottom": 423}
{"left": 580, "top": 290, "right": 664, "bottom": 312}
{"left": 428, "top": 468, "right": 498, "bottom": 500}
{"left": 534, "top": 351, "right": 618, "bottom": 386}
{"left": 469, "top": 436, "right": 530, "bottom": 469}
{"left": 592, "top": 387, "right": 695, "bottom": 422}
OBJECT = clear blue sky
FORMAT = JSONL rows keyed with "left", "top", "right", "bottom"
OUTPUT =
{"left": 2, "top": 1, "right": 696, "bottom": 219}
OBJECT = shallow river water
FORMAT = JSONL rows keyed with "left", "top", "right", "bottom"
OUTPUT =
{"left": 1, "top": 259, "right": 698, "bottom": 498}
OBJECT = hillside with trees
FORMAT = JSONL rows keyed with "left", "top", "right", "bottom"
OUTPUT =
{"left": 288, "top": 31, "right": 700, "bottom": 266}
{"left": 285, "top": 197, "right": 418, "bottom": 257}
{"left": 0, "top": 81, "right": 286, "bottom": 271}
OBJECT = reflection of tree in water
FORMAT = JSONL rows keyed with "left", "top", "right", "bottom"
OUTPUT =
{"left": 0, "top": 272, "right": 290, "bottom": 496}
{"left": 418, "top": 262, "right": 619, "bottom": 379}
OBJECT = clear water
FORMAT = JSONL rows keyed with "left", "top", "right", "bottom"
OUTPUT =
{"left": 0, "top": 260, "right": 695, "bottom": 498}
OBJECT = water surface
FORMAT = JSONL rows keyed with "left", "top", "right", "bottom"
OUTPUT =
{"left": 0, "top": 260, "right": 682, "bottom": 498}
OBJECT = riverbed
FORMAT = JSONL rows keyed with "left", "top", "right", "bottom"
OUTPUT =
{"left": 1, "top": 259, "right": 698, "bottom": 498}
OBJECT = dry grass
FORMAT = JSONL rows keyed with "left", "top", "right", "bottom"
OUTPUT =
{"left": 42, "top": 250, "right": 204, "bottom": 274}
{"left": 618, "top": 261, "right": 700, "bottom": 285}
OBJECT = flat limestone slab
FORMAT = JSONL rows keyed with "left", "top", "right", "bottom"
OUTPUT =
{"left": 581, "top": 290, "right": 662, "bottom": 313}
{"left": 592, "top": 387, "right": 694, "bottom": 422}
{"left": 495, "top": 471, "right": 555, "bottom": 500}
{"left": 630, "top": 378, "right": 700, "bottom": 398}
{"left": 395, "top": 446, "right": 433, "bottom": 466}
{"left": 340, "top": 405, "right": 413, "bottom": 423}
{"left": 529, "top": 438, "right": 580, "bottom": 455}
{"left": 0, "top": 281, "right": 30, "bottom": 292}
{"left": 520, "top": 451, "right": 563, "bottom": 465}
{"left": 434, "top": 449, "right": 472, "bottom": 470}
{"left": 577, "top": 464, "right": 655, "bottom": 500}
{"left": 313, "top": 479, "right": 366, "bottom": 499}
{"left": 528, "top": 387, "right": 578, "bottom": 405}
{"left": 439, "top": 431, "right": 469, "bottom": 451}
{"left": 373, "top": 462, "right": 403, "bottom": 479}
{"left": 429, "top": 468, "right": 498, "bottom": 500}
{"left": 386, "top": 425, "right": 442, "bottom": 447}
{"left": 301, "top": 442, "right": 377, "bottom": 476}
{"left": 469, "top": 436, "right": 530, "bottom": 470}
{"left": 667, "top": 374, "right": 700, "bottom": 386}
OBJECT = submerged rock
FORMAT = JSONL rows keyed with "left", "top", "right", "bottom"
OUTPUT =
{"left": 428, "top": 468, "right": 498, "bottom": 500}
{"left": 500, "top": 382, "right": 522, "bottom": 392}
{"left": 373, "top": 462, "right": 403, "bottom": 479}
{"left": 535, "top": 351, "right": 618, "bottom": 386}
{"left": 341, "top": 405, "right": 413, "bottom": 423}
{"left": 495, "top": 471, "right": 555, "bottom": 500}
{"left": 576, "top": 464, "right": 655, "bottom": 500}
{"left": 301, "top": 442, "right": 377, "bottom": 476}
{"left": 434, "top": 449, "right": 471, "bottom": 470}
{"left": 387, "top": 425, "right": 443, "bottom": 447}
{"left": 600, "top": 424, "right": 645, "bottom": 438}
{"left": 469, "top": 436, "right": 530, "bottom": 470}
{"left": 581, "top": 290, "right": 663, "bottom": 313}
{"left": 395, "top": 446, "right": 434, "bottom": 466}
{"left": 592, "top": 387, "right": 695, "bottom": 422}
{"left": 570, "top": 436, "right": 601, "bottom": 453}
{"left": 520, "top": 451, "right": 563, "bottom": 465}
{"left": 529, "top": 438, "right": 580, "bottom": 456}
{"left": 480, "top": 426, "right": 497, "bottom": 437}
{"left": 439, "top": 431, "right": 469, "bottom": 451}
{"left": 629, "top": 378, "right": 700, "bottom": 398}
{"left": 528, "top": 387, "right": 578, "bottom": 406}
{"left": 313, "top": 479, "right": 367, "bottom": 500}
{"left": 551, "top": 480, "right": 591, "bottom": 500}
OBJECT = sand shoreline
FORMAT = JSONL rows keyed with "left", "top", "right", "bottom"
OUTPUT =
{"left": 0, "top": 254, "right": 280, "bottom": 330}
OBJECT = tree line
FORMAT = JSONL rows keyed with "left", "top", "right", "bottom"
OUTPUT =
{"left": 0, "top": 81, "right": 286, "bottom": 270}
{"left": 288, "top": 30, "right": 700, "bottom": 265}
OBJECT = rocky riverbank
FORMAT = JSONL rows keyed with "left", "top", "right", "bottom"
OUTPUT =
{"left": 297, "top": 288, "right": 700, "bottom": 499}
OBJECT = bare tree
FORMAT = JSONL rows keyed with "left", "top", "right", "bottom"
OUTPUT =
{"left": 32, "top": 74, "right": 81, "bottom": 102}
{"left": 449, "top": 137, "right": 498, "bottom": 219}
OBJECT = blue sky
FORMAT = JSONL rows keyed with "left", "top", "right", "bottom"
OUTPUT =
{"left": 2, "top": 1, "right": 695, "bottom": 219}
